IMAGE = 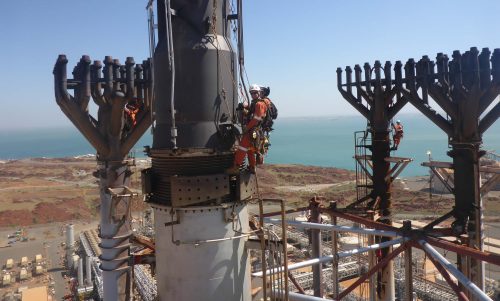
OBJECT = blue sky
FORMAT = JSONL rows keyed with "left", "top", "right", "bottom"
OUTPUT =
{"left": 1, "top": 0, "right": 500, "bottom": 129}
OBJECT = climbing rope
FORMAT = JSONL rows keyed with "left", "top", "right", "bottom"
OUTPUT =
{"left": 209, "top": 0, "right": 237, "bottom": 124}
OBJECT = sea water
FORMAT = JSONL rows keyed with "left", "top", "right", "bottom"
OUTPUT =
{"left": 268, "top": 114, "right": 499, "bottom": 176}
{"left": 1, "top": 114, "right": 498, "bottom": 177}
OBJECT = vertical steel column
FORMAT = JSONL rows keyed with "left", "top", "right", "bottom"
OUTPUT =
{"left": 401, "top": 47, "right": 500, "bottom": 296}
{"left": 259, "top": 199, "right": 268, "bottom": 301}
{"left": 399, "top": 47, "right": 500, "bottom": 297}
{"left": 367, "top": 211, "right": 377, "bottom": 301}
{"left": 280, "top": 200, "right": 290, "bottom": 301}
{"left": 98, "top": 162, "right": 132, "bottom": 300}
{"left": 403, "top": 221, "right": 413, "bottom": 301}
{"left": 337, "top": 59, "right": 406, "bottom": 301}
{"left": 451, "top": 144, "right": 485, "bottom": 295}
{"left": 370, "top": 61, "right": 395, "bottom": 301}
{"left": 329, "top": 201, "right": 339, "bottom": 299}
{"left": 310, "top": 198, "right": 323, "bottom": 297}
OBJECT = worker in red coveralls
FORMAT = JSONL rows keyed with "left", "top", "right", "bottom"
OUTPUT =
{"left": 227, "top": 84, "right": 269, "bottom": 174}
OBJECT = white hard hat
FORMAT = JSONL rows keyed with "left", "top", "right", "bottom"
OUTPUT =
{"left": 249, "top": 84, "right": 261, "bottom": 92}
{"left": 396, "top": 120, "right": 401, "bottom": 123}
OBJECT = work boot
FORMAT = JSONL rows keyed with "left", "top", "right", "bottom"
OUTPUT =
{"left": 226, "top": 165, "right": 241, "bottom": 175}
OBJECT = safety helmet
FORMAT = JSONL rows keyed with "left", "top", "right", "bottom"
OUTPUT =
{"left": 396, "top": 120, "right": 401, "bottom": 123}
{"left": 249, "top": 84, "right": 261, "bottom": 93}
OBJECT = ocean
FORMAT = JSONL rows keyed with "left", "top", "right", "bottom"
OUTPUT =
{"left": 1, "top": 114, "right": 498, "bottom": 177}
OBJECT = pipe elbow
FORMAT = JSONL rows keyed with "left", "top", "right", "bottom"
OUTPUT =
{"left": 109, "top": 91, "right": 127, "bottom": 137}
{"left": 53, "top": 55, "right": 72, "bottom": 105}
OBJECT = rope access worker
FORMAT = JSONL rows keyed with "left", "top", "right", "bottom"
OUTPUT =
{"left": 391, "top": 120, "right": 404, "bottom": 151}
{"left": 125, "top": 99, "right": 140, "bottom": 126}
{"left": 227, "top": 84, "right": 270, "bottom": 174}
{"left": 256, "top": 85, "right": 274, "bottom": 164}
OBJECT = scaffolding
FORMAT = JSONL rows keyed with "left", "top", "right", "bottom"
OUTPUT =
{"left": 252, "top": 202, "right": 500, "bottom": 301}
{"left": 134, "top": 265, "right": 157, "bottom": 301}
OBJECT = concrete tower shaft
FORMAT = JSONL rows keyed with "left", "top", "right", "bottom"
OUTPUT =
{"left": 153, "top": 203, "right": 251, "bottom": 301}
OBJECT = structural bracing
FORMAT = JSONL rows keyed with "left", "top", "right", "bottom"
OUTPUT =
{"left": 337, "top": 46, "right": 500, "bottom": 300}
{"left": 400, "top": 48, "right": 500, "bottom": 295}
{"left": 253, "top": 203, "right": 500, "bottom": 300}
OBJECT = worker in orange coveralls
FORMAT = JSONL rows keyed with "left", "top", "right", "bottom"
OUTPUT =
{"left": 391, "top": 120, "right": 404, "bottom": 151}
{"left": 255, "top": 86, "right": 273, "bottom": 165}
{"left": 227, "top": 84, "right": 269, "bottom": 174}
{"left": 125, "top": 100, "right": 140, "bottom": 126}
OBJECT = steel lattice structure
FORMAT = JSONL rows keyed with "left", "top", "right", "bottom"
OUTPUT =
{"left": 336, "top": 47, "right": 500, "bottom": 300}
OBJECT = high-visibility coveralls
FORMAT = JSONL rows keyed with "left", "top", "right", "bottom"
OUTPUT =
{"left": 126, "top": 105, "right": 139, "bottom": 126}
{"left": 392, "top": 122, "right": 404, "bottom": 150}
{"left": 233, "top": 99, "right": 269, "bottom": 171}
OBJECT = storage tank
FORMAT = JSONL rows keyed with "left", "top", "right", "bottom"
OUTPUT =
{"left": 66, "top": 224, "right": 75, "bottom": 269}
{"left": 20, "top": 257, "right": 28, "bottom": 267}
{"left": 35, "top": 265, "right": 44, "bottom": 275}
{"left": 78, "top": 258, "right": 84, "bottom": 288}
{"left": 5, "top": 259, "right": 13, "bottom": 269}
{"left": 19, "top": 268, "right": 28, "bottom": 280}
{"left": 86, "top": 256, "right": 92, "bottom": 285}
{"left": 2, "top": 274, "right": 11, "bottom": 286}
{"left": 66, "top": 224, "right": 75, "bottom": 247}
{"left": 72, "top": 255, "right": 80, "bottom": 271}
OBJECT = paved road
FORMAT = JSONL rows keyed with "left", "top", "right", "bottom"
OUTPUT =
{"left": 46, "top": 238, "right": 67, "bottom": 300}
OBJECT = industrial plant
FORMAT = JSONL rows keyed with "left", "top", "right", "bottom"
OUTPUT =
{"left": 4, "top": 0, "right": 497, "bottom": 300}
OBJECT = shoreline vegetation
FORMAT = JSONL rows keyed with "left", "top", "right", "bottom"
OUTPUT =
{"left": 0, "top": 157, "right": 499, "bottom": 230}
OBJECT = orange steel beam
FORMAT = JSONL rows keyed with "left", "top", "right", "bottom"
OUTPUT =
{"left": 426, "top": 236, "right": 500, "bottom": 266}
{"left": 320, "top": 208, "right": 397, "bottom": 231}
{"left": 131, "top": 234, "right": 155, "bottom": 251}
{"left": 288, "top": 271, "right": 306, "bottom": 295}
{"left": 261, "top": 206, "right": 309, "bottom": 218}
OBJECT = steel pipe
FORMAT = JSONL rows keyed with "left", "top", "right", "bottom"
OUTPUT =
{"left": 252, "top": 238, "right": 406, "bottom": 277}
{"left": 418, "top": 240, "right": 492, "bottom": 301}
{"left": 266, "top": 218, "right": 400, "bottom": 237}
{"left": 338, "top": 237, "right": 406, "bottom": 259}
{"left": 310, "top": 198, "right": 323, "bottom": 297}
{"left": 277, "top": 291, "right": 331, "bottom": 301}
